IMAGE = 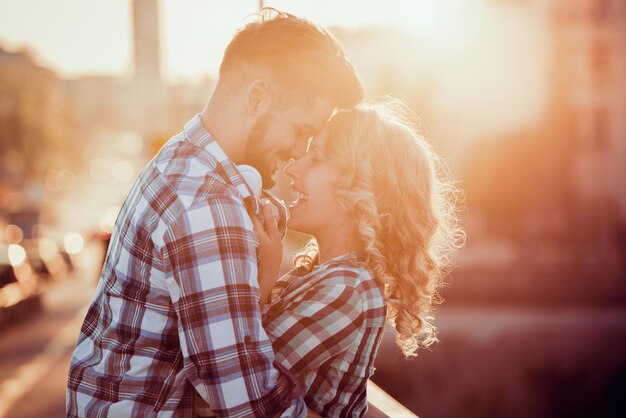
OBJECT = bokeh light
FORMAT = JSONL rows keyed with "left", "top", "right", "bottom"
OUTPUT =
{"left": 63, "top": 232, "right": 84, "bottom": 255}
{"left": 99, "top": 207, "right": 120, "bottom": 234}
{"left": 7, "top": 243, "right": 27, "bottom": 267}
{"left": 39, "top": 238, "right": 60, "bottom": 262}
{"left": 5, "top": 224, "right": 24, "bottom": 244}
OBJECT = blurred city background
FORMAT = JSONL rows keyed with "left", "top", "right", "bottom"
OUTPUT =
{"left": 0, "top": 0, "right": 624, "bottom": 417}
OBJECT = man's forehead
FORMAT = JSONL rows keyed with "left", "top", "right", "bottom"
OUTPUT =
{"left": 308, "top": 130, "right": 329, "bottom": 151}
{"left": 293, "top": 98, "right": 333, "bottom": 131}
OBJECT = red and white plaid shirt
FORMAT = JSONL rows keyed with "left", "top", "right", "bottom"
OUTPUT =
{"left": 263, "top": 253, "right": 387, "bottom": 417}
{"left": 67, "top": 115, "right": 304, "bottom": 418}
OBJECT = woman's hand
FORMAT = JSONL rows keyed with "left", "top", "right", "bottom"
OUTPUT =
{"left": 251, "top": 200, "right": 283, "bottom": 309}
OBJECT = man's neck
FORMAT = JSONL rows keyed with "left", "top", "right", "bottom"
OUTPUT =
{"left": 200, "top": 98, "right": 245, "bottom": 164}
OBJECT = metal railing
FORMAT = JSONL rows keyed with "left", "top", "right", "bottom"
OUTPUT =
{"left": 366, "top": 380, "right": 418, "bottom": 418}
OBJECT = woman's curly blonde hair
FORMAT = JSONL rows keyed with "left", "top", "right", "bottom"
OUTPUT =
{"left": 296, "top": 99, "right": 464, "bottom": 358}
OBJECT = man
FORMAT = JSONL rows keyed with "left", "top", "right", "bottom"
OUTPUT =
{"left": 66, "top": 9, "right": 362, "bottom": 418}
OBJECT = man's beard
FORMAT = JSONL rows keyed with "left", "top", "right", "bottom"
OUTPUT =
{"left": 244, "top": 113, "right": 276, "bottom": 189}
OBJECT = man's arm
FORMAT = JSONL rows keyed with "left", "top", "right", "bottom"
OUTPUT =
{"left": 161, "top": 193, "right": 305, "bottom": 417}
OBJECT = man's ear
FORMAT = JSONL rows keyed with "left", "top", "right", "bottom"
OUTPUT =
{"left": 245, "top": 79, "right": 271, "bottom": 117}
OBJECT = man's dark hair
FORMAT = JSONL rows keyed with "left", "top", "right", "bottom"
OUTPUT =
{"left": 219, "top": 8, "right": 363, "bottom": 108}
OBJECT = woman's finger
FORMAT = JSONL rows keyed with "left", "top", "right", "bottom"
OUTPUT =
{"left": 262, "top": 201, "right": 279, "bottom": 236}
{"left": 251, "top": 213, "right": 265, "bottom": 237}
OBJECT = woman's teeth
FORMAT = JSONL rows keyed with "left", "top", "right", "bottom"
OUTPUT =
{"left": 291, "top": 190, "right": 308, "bottom": 206}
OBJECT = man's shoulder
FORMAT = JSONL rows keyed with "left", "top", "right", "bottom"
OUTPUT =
{"left": 148, "top": 134, "right": 238, "bottom": 206}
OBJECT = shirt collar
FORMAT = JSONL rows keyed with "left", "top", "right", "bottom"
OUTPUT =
{"left": 288, "top": 251, "right": 366, "bottom": 286}
{"left": 265, "top": 251, "right": 368, "bottom": 312}
{"left": 184, "top": 114, "right": 259, "bottom": 211}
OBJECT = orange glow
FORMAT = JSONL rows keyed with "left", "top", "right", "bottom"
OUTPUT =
{"left": 0, "top": 2, "right": 624, "bottom": 417}
{"left": 0, "top": 1, "right": 547, "bottom": 137}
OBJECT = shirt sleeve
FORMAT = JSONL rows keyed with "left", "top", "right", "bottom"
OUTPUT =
{"left": 160, "top": 193, "right": 305, "bottom": 418}
{"left": 263, "top": 276, "right": 365, "bottom": 375}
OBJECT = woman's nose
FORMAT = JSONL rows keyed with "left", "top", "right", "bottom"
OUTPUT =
{"left": 284, "top": 158, "right": 301, "bottom": 180}
{"left": 291, "top": 140, "right": 308, "bottom": 160}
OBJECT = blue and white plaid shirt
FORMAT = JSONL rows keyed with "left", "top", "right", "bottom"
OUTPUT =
{"left": 67, "top": 115, "right": 304, "bottom": 417}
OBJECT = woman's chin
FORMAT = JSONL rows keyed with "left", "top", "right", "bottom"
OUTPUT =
{"left": 286, "top": 218, "right": 308, "bottom": 235}
{"left": 286, "top": 219, "right": 298, "bottom": 231}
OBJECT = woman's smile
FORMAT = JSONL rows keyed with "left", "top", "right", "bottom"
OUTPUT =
{"left": 289, "top": 186, "right": 308, "bottom": 210}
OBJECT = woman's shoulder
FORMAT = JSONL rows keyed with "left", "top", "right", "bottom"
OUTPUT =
{"left": 315, "top": 262, "right": 385, "bottom": 309}
{"left": 276, "top": 254, "right": 385, "bottom": 301}
{"left": 319, "top": 262, "right": 373, "bottom": 286}
{"left": 268, "top": 261, "right": 385, "bottom": 327}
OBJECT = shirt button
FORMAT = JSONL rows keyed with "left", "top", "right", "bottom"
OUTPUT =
{"left": 244, "top": 335, "right": 252, "bottom": 345}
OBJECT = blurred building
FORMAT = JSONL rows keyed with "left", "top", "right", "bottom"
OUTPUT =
{"left": 129, "top": 0, "right": 170, "bottom": 141}
{"left": 549, "top": 0, "right": 626, "bottom": 245}
{"left": 0, "top": 48, "right": 72, "bottom": 214}
{"left": 66, "top": 0, "right": 213, "bottom": 145}
{"left": 463, "top": 0, "right": 626, "bottom": 247}
{"left": 0, "top": 0, "right": 214, "bottom": 237}
{"left": 133, "top": 0, "right": 162, "bottom": 84}
{"left": 330, "top": 0, "right": 626, "bottom": 306}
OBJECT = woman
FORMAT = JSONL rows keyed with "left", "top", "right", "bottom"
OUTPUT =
{"left": 253, "top": 100, "right": 463, "bottom": 417}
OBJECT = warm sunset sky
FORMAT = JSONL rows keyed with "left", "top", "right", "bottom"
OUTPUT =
{"left": 0, "top": 0, "right": 543, "bottom": 78}
{"left": 0, "top": 0, "right": 549, "bottom": 135}
{"left": 0, "top": 0, "right": 442, "bottom": 79}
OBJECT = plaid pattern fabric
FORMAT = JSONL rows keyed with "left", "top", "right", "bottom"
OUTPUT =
{"left": 67, "top": 115, "right": 304, "bottom": 418}
{"left": 262, "top": 253, "right": 387, "bottom": 418}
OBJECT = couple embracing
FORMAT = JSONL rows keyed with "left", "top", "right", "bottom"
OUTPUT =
{"left": 67, "top": 8, "right": 461, "bottom": 418}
